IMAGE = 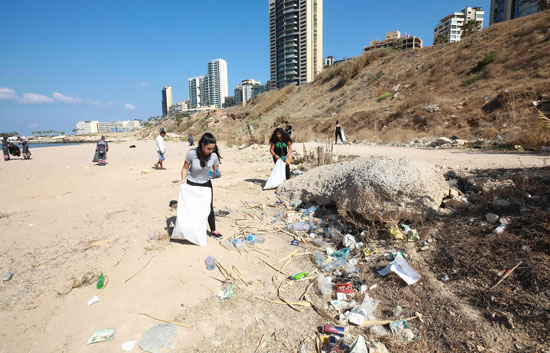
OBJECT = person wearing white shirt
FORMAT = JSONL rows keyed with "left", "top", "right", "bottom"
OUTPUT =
{"left": 154, "top": 130, "right": 167, "bottom": 169}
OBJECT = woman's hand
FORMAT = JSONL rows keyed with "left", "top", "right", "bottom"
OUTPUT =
{"left": 178, "top": 180, "right": 186, "bottom": 185}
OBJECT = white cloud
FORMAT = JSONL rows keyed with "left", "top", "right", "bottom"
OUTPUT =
{"left": 52, "top": 92, "right": 82, "bottom": 103}
{"left": 124, "top": 103, "right": 136, "bottom": 111}
{"left": 139, "top": 82, "right": 149, "bottom": 87}
{"left": 28, "top": 123, "right": 38, "bottom": 128}
{"left": 0, "top": 87, "right": 17, "bottom": 100}
{"left": 18, "top": 93, "right": 55, "bottom": 104}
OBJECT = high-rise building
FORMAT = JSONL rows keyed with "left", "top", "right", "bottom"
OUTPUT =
{"left": 188, "top": 76, "right": 205, "bottom": 108}
{"left": 269, "top": 0, "right": 323, "bottom": 90}
{"left": 207, "top": 59, "right": 228, "bottom": 109}
{"left": 434, "top": 7, "right": 485, "bottom": 43}
{"left": 201, "top": 75, "right": 210, "bottom": 107}
{"left": 490, "top": 0, "right": 540, "bottom": 24}
{"left": 234, "top": 79, "right": 265, "bottom": 106}
{"left": 161, "top": 85, "right": 172, "bottom": 116}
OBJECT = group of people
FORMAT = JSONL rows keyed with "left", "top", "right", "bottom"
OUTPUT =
{"left": 2, "top": 136, "right": 31, "bottom": 161}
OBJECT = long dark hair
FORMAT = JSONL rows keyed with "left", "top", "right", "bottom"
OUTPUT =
{"left": 196, "top": 133, "right": 221, "bottom": 167}
{"left": 269, "top": 128, "right": 291, "bottom": 144}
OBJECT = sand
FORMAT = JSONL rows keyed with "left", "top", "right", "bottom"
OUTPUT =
{"left": 0, "top": 140, "right": 547, "bottom": 353}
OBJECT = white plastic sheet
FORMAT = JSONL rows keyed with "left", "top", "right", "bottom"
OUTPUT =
{"left": 263, "top": 159, "right": 286, "bottom": 190}
{"left": 341, "top": 129, "right": 346, "bottom": 143}
{"left": 378, "top": 253, "right": 420, "bottom": 285}
{"left": 171, "top": 184, "right": 212, "bottom": 247}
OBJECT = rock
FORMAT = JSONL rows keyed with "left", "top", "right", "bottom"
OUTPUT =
{"left": 276, "top": 157, "right": 448, "bottom": 220}
{"left": 485, "top": 213, "right": 499, "bottom": 223}
{"left": 492, "top": 198, "right": 511, "bottom": 209}
{"left": 436, "top": 137, "right": 452, "bottom": 146}
{"left": 368, "top": 342, "right": 390, "bottom": 353}
{"left": 424, "top": 104, "right": 440, "bottom": 113}
{"left": 444, "top": 196, "right": 469, "bottom": 209}
{"left": 448, "top": 187, "right": 463, "bottom": 199}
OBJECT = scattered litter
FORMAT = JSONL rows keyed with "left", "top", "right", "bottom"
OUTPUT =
{"left": 363, "top": 247, "right": 378, "bottom": 257}
{"left": 441, "top": 274, "right": 450, "bottom": 282}
{"left": 290, "top": 239, "right": 300, "bottom": 246}
{"left": 218, "top": 282, "right": 235, "bottom": 300}
{"left": 138, "top": 323, "right": 177, "bottom": 353}
{"left": 2, "top": 271, "right": 13, "bottom": 281}
{"left": 390, "top": 320, "right": 416, "bottom": 342}
{"left": 87, "top": 295, "right": 99, "bottom": 306}
{"left": 87, "top": 328, "right": 116, "bottom": 345}
{"left": 349, "top": 335, "right": 369, "bottom": 353}
{"left": 204, "top": 255, "right": 216, "bottom": 271}
{"left": 378, "top": 253, "right": 420, "bottom": 285}
{"left": 220, "top": 239, "right": 234, "bottom": 250}
{"left": 336, "top": 292, "right": 347, "bottom": 300}
{"left": 316, "top": 274, "right": 332, "bottom": 296}
{"left": 96, "top": 274, "right": 105, "bottom": 289}
{"left": 121, "top": 340, "right": 137, "bottom": 351}
{"left": 289, "top": 272, "right": 308, "bottom": 280}
{"left": 389, "top": 224, "right": 419, "bottom": 242}
{"left": 349, "top": 312, "right": 366, "bottom": 326}
{"left": 493, "top": 222, "right": 507, "bottom": 234}
{"left": 337, "top": 282, "right": 353, "bottom": 295}
{"left": 287, "top": 222, "right": 311, "bottom": 232}
{"left": 321, "top": 324, "right": 345, "bottom": 336}
{"left": 215, "top": 210, "right": 230, "bottom": 217}
{"left": 369, "top": 284, "right": 378, "bottom": 290}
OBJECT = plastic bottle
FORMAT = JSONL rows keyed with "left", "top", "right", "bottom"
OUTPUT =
{"left": 204, "top": 255, "right": 216, "bottom": 271}
{"left": 220, "top": 239, "right": 234, "bottom": 250}
{"left": 287, "top": 222, "right": 311, "bottom": 232}
{"left": 246, "top": 234, "right": 256, "bottom": 244}
{"left": 255, "top": 235, "right": 265, "bottom": 244}
{"left": 96, "top": 274, "right": 105, "bottom": 289}
{"left": 493, "top": 223, "right": 507, "bottom": 234}
{"left": 232, "top": 239, "right": 246, "bottom": 248}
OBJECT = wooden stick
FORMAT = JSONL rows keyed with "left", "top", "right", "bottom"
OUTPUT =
{"left": 300, "top": 280, "right": 315, "bottom": 300}
{"left": 125, "top": 257, "right": 153, "bottom": 283}
{"left": 137, "top": 312, "right": 192, "bottom": 328}
{"left": 278, "top": 282, "right": 303, "bottom": 312}
{"left": 489, "top": 261, "right": 522, "bottom": 290}
{"left": 233, "top": 265, "right": 250, "bottom": 286}
{"left": 254, "top": 296, "right": 311, "bottom": 307}
{"left": 361, "top": 312, "right": 424, "bottom": 327}
{"left": 85, "top": 237, "right": 118, "bottom": 250}
{"left": 256, "top": 256, "right": 290, "bottom": 276}
{"left": 277, "top": 249, "right": 300, "bottom": 263}
{"left": 254, "top": 333, "right": 266, "bottom": 353}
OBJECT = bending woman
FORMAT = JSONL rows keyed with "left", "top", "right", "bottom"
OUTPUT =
{"left": 179, "top": 133, "right": 223, "bottom": 238}
{"left": 269, "top": 127, "right": 292, "bottom": 180}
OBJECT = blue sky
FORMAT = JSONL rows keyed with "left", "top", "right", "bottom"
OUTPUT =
{"left": 0, "top": 0, "right": 489, "bottom": 135}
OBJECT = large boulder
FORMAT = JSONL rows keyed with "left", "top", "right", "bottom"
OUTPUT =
{"left": 277, "top": 157, "right": 447, "bottom": 220}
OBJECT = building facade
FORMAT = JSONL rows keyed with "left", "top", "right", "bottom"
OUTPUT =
{"left": 161, "top": 85, "right": 173, "bottom": 116}
{"left": 188, "top": 77, "right": 205, "bottom": 108}
{"left": 234, "top": 79, "right": 265, "bottom": 106}
{"left": 269, "top": 0, "right": 323, "bottom": 90}
{"left": 490, "top": 0, "right": 539, "bottom": 25}
{"left": 434, "top": 7, "right": 485, "bottom": 43}
{"left": 364, "top": 31, "right": 422, "bottom": 52}
{"left": 207, "top": 59, "right": 228, "bottom": 109}
{"left": 169, "top": 100, "right": 190, "bottom": 115}
{"left": 76, "top": 121, "right": 99, "bottom": 135}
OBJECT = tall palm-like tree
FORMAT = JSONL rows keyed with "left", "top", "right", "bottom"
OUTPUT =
{"left": 538, "top": 0, "right": 550, "bottom": 11}
{"left": 462, "top": 20, "right": 479, "bottom": 37}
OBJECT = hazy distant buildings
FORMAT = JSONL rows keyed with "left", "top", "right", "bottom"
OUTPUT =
{"left": 169, "top": 100, "right": 190, "bottom": 115}
{"left": 234, "top": 79, "right": 265, "bottom": 106}
{"left": 434, "top": 7, "right": 485, "bottom": 43}
{"left": 269, "top": 0, "right": 323, "bottom": 90}
{"left": 161, "top": 85, "right": 172, "bottom": 117}
{"left": 490, "top": 0, "right": 539, "bottom": 25}
{"left": 76, "top": 120, "right": 142, "bottom": 135}
{"left": 207, "top": 59, "right": 228, "bottom": 109}
{"left": 223, "top": 96, "right": 235, "bottom": 108}
{"left": 188, "top": 76, "right": 206, "bottom": 108}
{"left": 364, "top": 31, "right": 422, "bottom": 52}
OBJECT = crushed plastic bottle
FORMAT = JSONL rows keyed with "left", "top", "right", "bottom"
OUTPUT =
{"left": 220, "top": 239, "right": 234, "bottom": 250}
{"left": 96, "top": 274, "right": 105, "bottom": 289}
{"left": 287, "top": 222, "right": 311, "bottom": 232}
{"left": 204, "top": 256, "right": 216, "bottom": 271}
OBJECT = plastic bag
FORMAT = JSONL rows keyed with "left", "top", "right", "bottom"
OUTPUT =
{"left": 316, "top": 274, "right": 332, "bottom": 296}
{"left": 264, "top": 159, "right": 286, "bottom": 190}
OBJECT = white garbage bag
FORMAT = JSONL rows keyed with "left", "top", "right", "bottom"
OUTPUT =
{"left": 264, "top": 159, "right": 286, "bottom": 190}
{"left": 171, "top": 184, "right": 212, "bottom": 246}
{"left": 341, "top": 129, "right": 347, "bottom": 143}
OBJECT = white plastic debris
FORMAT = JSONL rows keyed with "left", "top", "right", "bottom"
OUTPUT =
{"left": 121, "top": 341, "right": 137, "bottom": 351}
{"left": 87, "top": 295, "right": 99, "bottom": 306}
{"left": 378, "top": 253, "right": 420, "bottom": 285}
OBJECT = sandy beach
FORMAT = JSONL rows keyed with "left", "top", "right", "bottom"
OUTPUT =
{"left": 0, "top": 140, "right": 548, "bottom": 353}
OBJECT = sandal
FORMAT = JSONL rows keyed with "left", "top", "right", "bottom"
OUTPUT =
{"left": 210, "top": 231, "right": 223, "bottom": 239}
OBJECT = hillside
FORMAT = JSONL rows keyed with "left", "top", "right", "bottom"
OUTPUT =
{"left": 165, "top": 11, "right": 550, "bottom": 147}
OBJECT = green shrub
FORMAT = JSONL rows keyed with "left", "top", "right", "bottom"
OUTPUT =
{"left": 377, "top": 92, "right": 392, "bottom": 101}
{"left": 472, "top": 52, "right": 497, "bottom": 73}
{"left": 461, "top": 74, "right": 483, "bottom": 86}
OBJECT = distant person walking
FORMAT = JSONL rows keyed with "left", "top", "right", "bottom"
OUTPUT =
{"left": 96, "top": 136, "right": 109, "bottom": 165}
{"left": 335, "top": 120, "right": 345, "bottom": 144}
{"left": 155, "top": 130, "right": 166, "bottom": 169}
{"left": 178, "top": 133, "right": 223, "bottom": 240}
{"left": 269, "top": 127, "right": 292, "bottom": 180}
{"left": 284, "top": 121, "right": 293, "bottom": 138}
{"left": 18, "top": 136, "right": 31, "bottom": 160}
{"left": 2, "top": 136, "right": 10, "bottom": 161}
{"left": 187, "top": 133, "right": 194, "bottom": 146}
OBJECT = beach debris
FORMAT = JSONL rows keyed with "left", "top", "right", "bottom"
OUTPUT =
{"left": 138, "top": 323, "right": 178, "bottom": 353}
{"left": 316, "top": 274, "right": 332, "bottom": 296}
{"left": 121, "top": 341, "right": 137, "bottom": 351}
{"left": 2, "top": 271, "right": 13, "bottom": 281}
{"left": 378, "top": 253, "right": 420, "bottom": 285}
{"left": 290, "top": 239, "right": 300, "bottom": 246}
{"left": 485, "top": 213, "right": 499, "bottom": 223}
{"left": 87, "top": 295, "right": 99, "bottom": 306}
{"left": 390, "top": 320, "right": 416, "bottom": 342}
{"left": 321, "top": 324, "right": 345, "bottom": 336}
{"left": 96, "top": 274, "right": 105, "bottom": 289}
{"left": 489, "top": 261, "right": 523, "bottom": 290}
{"left": 87, "top": 328, "right": 116, "bottom": 345}
{"left": 289, "top": 272, "right": 308, "bottom": 280}
{"left": 389, "top": 224, "right": 419, "bottom": 242}
{"left": 218, "top": 282, "right": 235, "bottom": 300}
{"left": 125, "top": 257, "right": 153, "bottom": 283}
{"left": 349, "top": 335, "right": 369, "bottom": 353}
{"left": 204, "top": 255, "right": 216, "bottom": 271}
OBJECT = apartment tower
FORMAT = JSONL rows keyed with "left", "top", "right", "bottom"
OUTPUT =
{"left": 490, "top": 0, "right": 539, "bottom": 24}
{"left": 206, "top": 59, "right": 228, "bottom": 109}
{"left": 269, "top": 0, "right": 323, "bottom": 90}
{"left": 188, "top": 76, "right": 205, "bottom": 108}
{"left": 161, "top": 85, "right": 172, "bottom": 117}
{"left": 433, "top": 7, "right": 485, "bottom": 43}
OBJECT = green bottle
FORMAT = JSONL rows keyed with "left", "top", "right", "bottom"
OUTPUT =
{"left": 96, "top": 274, "right": 105, "bottom": 289}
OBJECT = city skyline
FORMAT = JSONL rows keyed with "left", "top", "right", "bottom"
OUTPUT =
{"left": 1, "top": 0, "right": 492, "bottom": 135}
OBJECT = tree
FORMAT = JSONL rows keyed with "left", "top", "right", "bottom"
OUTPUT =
{"left": 539, "top": 0, "right": 550, "bottom": 11}
{"left": 462, "top": 20, "right": 479, "bottom": 37}
{"left": 434, "top": 33, "right": 448, "bottom": 45}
